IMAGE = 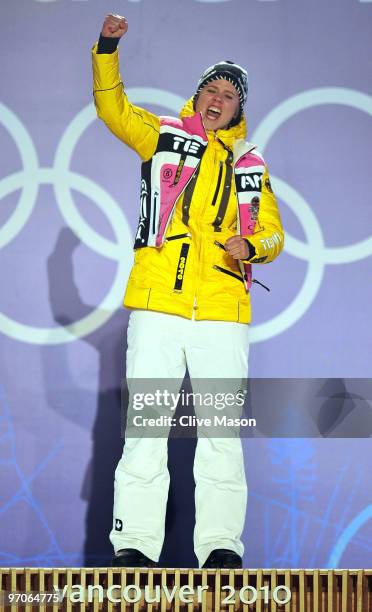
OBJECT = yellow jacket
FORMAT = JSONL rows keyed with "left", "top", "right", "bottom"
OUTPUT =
{"left": 92, "top": 44, "right": 284, "bottom": 323}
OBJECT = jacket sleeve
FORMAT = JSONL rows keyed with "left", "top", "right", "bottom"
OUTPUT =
{"left": 243, "top": 166, "right": 284, "bottom": 264}
{"left": 91, "top": 42, "right": 160, "bottom": 162}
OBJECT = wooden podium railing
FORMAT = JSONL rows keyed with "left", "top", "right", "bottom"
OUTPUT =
{"left": 1, "top": 568, "right": 371, "bottom": 611}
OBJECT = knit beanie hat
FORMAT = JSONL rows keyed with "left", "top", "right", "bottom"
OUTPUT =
{"left": 193, "top": 60, "right": 248, "bottom": 127}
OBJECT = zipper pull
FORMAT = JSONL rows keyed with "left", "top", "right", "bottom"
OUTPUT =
{"left": 252, "top": 278, "right": 270, "bottom": 292}
{"left": 214, "top": 240, "right": 226, "bottom": 251}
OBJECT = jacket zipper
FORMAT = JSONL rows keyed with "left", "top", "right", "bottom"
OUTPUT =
{"left": 211, "top": 161, "right": 223, "bottom": 206}
{"left": 193, "top": 220, "right": 204, "bottom": 319}
{"left": 213, "top": 264, "right": 244, "bottom": 283}
{"left": 165, "top": 233, "right": 191, "bottom": 242}
{"left": 193, "top": 141, "right": 218, "bottom": 317}
{"left": 153, "top": 192, "right": 159, "bottom": 235}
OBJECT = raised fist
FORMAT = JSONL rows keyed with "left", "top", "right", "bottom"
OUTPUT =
{"left": 101, "top": 14, "right": 128, "bottom": 38}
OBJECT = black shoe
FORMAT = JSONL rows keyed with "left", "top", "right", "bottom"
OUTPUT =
{"left": 202, "top": 549, "right": 242, "bottom": 569}
{"left": 112, "top": 548, "right": 158, "bottom": 568}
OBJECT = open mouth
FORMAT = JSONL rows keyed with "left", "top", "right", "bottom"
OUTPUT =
{"left": 206, "top": 106, "right": 222, "bottom": 120}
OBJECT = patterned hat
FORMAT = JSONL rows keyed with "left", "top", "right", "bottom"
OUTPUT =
{"left": 194, "top": 60, "right": 248, "bottom": 127}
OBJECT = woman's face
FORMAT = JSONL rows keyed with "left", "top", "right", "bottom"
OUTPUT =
{"left": 195, "top": 78, "right": 240, "bottom": 131}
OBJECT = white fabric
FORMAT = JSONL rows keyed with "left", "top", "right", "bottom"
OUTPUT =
{"left": 109, "top": 310, "right": 249, "bottom": 567}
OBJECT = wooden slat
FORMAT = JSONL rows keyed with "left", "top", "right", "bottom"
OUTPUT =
{"left": 356, "top": 569, "right": 363, "bottom": 612}
{"left": 52, "top": 568, "right": 60, "bottom": 612}
{"left": 241, "top": 569, "right": 249, "bottom": 612}
{"left": 254, "top": 569, "right": 262, "bottom": 612}
{"left": 173, "top": 569, "right": 181, "bottom": 612}
{"left": 298, "top": 570, "right": 305, "bottom": 612}
{"left": 65, "top": 568, "right": 73, "bottom": 612}
{"left": 79, "top": 568, "right": 86, "bottom": 612}
{"left": 327, "top": 570, "right": 335, "bottom": 612}
{"left": 198, "top": 569, "right": 207, "bottom": 612}
{"left": 270, "top": 569, "right": 277, "bottom": 612}
{"left": 226, "top": 569, "right": 235, "bottom": 610}
{"left": 118, "top": 568, "right": 127, "bottom": 612}
{"left": 284, "top": 569, "right": 292, "bottom": 612}
{"left": 312, "top": 569, "right": 321, "bottom": 612}
{"left": 187, "top": 568, "right": 194, "bottom": 612}
{"left": 320, "top": 570, "right": 326, "bottom": 612}
{"left": 214, "top": 570, "right": 221, "bottom": 611}
{"left": 91, "top": 568, "right": 101, "bottom": 612}
{"left": 341, "top": 570, "right": 348, "bottom": 612}
{"left": 10, "top": 567, "right": 17, "bottom": 612}
{"left": 146, "top": 568, "right": 155, "bottom": 612}
{"left": 160, "top": 569, "right": 167, "bottom": 612}
{"left": 133, "top": 569, "right": 141, "bottom": 612}
{"left": 23, "top": 568, "right": 31, "bottom": 612}
{"left": 38, "top": 569, "right": 46, "bottom": 612}
{"left": 106, "top": 568, "right": 114, "bottom": 612}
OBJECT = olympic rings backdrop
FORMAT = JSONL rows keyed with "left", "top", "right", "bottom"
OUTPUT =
{"left": 1, "top": 0, "right": 371, "bottom": 567}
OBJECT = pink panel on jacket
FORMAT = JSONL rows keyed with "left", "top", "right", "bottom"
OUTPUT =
{"left": 239, "top": 201, "right": 255, "bottom": 289}
{"left": 236, "top": 153, "right": 264, "bottom": 168}
{"left": 156, "top": 164, "right": 195, "bottom": 246}
{"left": 160, "top": 113, "right": 207, "bottom": 141}
{"left": 239, "top": 191, "right": 257, "bottom": 291}
{"left": 239, "top": 203, "right": 256, "bottom": 237}
{"left": 182, "top": 113, "right": 207, "bottom": 140}
{"left": 243, "top": 262, "right": 252, "bottom": 289}
{"left": 160, "top": 116, "right": 184, "bottom": 129}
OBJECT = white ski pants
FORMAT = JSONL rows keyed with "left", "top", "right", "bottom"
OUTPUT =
{"left": 109, "top": 310, "right": 249, "bottom": 567}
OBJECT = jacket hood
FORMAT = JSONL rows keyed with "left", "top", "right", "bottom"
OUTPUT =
{"left": 179, "top": 96, "right": 247, "bottom": 146}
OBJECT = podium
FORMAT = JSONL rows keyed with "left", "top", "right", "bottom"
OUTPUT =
{"left": 1, "top": 568, "right": 371, "bottom": 610}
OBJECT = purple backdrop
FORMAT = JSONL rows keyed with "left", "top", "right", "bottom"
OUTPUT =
{"left": 0, "top": 0, "right": 371, "bottom": 568}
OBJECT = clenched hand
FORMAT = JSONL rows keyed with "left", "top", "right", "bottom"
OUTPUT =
{"left": 101, "top": 14, "right": 128, "bottom": 38}
{"left": 224, "top": 236, "right": 250, "bottom": 260}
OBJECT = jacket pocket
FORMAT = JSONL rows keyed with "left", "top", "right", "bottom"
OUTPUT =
{"left": 165, "top": 232, "right": 191, "bottom": 242}
{"left": 213, "top": 265, "right": 244, "bottom": 283}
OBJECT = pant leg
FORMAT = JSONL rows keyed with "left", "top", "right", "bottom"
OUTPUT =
{"left": 184, "top": 320, "right": 249, "bottom": 567}
{"left": 109, "top": 310, "right": 187, "bottom": 561}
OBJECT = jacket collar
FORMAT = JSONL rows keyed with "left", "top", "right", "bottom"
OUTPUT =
{"left": 179, "top": 97, "right": 257, "bottom": 163}
{"left": 233, "top": 139, "right": 257, "bottom": 163}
